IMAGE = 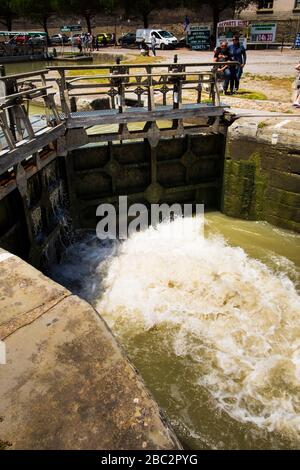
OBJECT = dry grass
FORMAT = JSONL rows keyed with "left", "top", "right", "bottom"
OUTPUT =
{"left": 243, "top": 74, "right": 294, "bottom": 92}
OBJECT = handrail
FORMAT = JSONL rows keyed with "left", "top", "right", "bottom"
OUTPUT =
{"left": 0, "top": 86, "right": 54, "bottom": 107}
{"left": 47, "top": 60, "right": 227, "bottom": 115}
{"left": 67, "top": 71, "right": 214, "bottom": 85}
{"left": 0, "top": 60, "right": 229, "bottom": 171}
{"left": 0, "top": 69, "right": 49, "bottom": 81}
{"left": 47, "top": 61, "right": 238, "bottom": 71}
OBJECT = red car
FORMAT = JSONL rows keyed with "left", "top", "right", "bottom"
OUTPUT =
{"left": 8, "top": 35, "right": 28, "bottom": 45}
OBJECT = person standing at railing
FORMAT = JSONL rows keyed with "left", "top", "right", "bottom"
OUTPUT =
{"left": 213, "top": 41, "right": 233, "bottom": 95}
{"left": 228, "top": 35, "right": 246, "bottom": 93}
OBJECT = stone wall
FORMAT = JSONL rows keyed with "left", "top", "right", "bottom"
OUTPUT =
{"left": 222, "top": 117, "right": 300, "bottom": 233}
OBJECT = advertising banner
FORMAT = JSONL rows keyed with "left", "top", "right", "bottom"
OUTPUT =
{"left": 187, "top": 26, "right": 211, "bottom": 50}
{"left": 250, "top": 23, "right": 277, "bottom": 42}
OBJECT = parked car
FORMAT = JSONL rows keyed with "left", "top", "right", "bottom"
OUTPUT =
{"left": 118, "top": 32, "right": 136, "bottom": 47}
{"left": 50, "top": 34, "right": 69, "bottom": 45}
{"left": 96, "top": 33, "right": 113, "bottom": 46}
{"left": 27, "top": 34, "right": 47, "bottom": 46}
{"left": 8, "top": 35, "right": 27, "bottom": 45}
{"left": 136, "top": 29, "right": 178, "bottom": 49}
{"left": 68, "top": 34, "right": 82, "bottom": 46}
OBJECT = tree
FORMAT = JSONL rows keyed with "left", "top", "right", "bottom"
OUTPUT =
{"left": 11, "top": 0, "right": 56, "bottom": 35}
{"left": 186, "top": 0, "right": 258, "bottom": 38}
{"left": 0, "top": 0, "right": 16, "bottom": 30}
{"left": 55, "top": 0, "right": 116, "bottom": 34}
{"left": 119, "top": 0, "right": 181, "bottom": 28}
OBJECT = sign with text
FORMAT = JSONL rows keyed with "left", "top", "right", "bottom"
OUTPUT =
{"left": 188, "top": 26, "right": 211, "bottom": 50}
{"left": 250, "top": 23, "right": 277, "bottom": 42}
{"left": 61, "top": 25, "right": 82, "bottom": 33}
{"left": 218, "top": 20, "right": 249, "bottom": 28}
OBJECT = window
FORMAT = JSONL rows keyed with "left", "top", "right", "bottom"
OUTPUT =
{"left": 258, "top": 0, "right": 274, "bottom": 9}
{"left": 158, "top": 31, "right": 173, "bottom": 38}
{"left": 295, "top": 0, "right": 300, "bottom": 9}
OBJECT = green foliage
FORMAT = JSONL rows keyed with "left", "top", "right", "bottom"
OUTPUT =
{"left": 231, "top": 89, "right": 268, "bottom": 100}
{"left": 119, "top": 0, "right": 182, "bottom": 27}
{"left": 0, "top": 0, "right": 16, "bottom": 30}
{"left": 11, "top": 0, "right": 56, "bottom": 32}
{"left": 54, "top": 0, "right": 118, "bottom": 33}
{"left": 258, "top": 121, "right": 266, "bottom": 128}
{"left": 184, "top": 0, "right": 259, "bottom": 36}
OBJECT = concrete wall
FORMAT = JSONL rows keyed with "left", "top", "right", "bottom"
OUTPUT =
{"left": 222, "top": 117, "right": 300, "bottom": 233}
{"left": 0, "top": 247, "right": 181, "bottom": 450}
{"left": 237, "top": 0, "right": 300, "bottom": 42}
{"left": 239, "top": 0, "right": 300, "bottom": 18}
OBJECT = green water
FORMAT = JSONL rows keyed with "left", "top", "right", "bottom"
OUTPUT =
{"left": 2, "top": 54, "right": 123, "bottom": 76}
{"left": 50, "top": 213, "right": 300, "bottom": 450}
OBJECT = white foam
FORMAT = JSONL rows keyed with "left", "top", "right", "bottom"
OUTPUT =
{"left": 96, "top": 216, "right": 300, "bottom": 439}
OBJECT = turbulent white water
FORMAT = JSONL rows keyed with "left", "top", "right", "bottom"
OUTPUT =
{"left": 49, "top": 215, "right": 300, "bottom": 448}
{"left": 95, "top": 217, "right": 300, "bottom": 441}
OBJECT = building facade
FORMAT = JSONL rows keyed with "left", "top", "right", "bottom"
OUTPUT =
{"left": 237, "top": 0, "right": 300, "bottom": 43}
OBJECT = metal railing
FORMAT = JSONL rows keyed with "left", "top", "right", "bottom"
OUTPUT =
{"left": 47, "top": 60, "right": 231, "bottom": 117}
{"left": 0, "top": 59, "right": 235, "bottom": 176}
{"left": 0, "top": 68, "right": 65, "bottom": 182}
{"left": 0, "top": 42, "right": 48, "bottom": 59}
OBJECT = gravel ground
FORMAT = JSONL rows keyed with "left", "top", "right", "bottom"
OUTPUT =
{"left": 109, "top": 47, "right": 300, "bottom": 113}
{"left": 55, "top": 46, "right": 300, "bottom": 113}
{"left": 104, "top": 47, "right": 300, "bottom": 77}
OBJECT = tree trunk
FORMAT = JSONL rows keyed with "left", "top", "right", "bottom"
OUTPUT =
{"left": 85, "top": 14, "right": 92, "bottom": 34}
{"left": 143, "top": 12, "right": 149, "bottom": 28}
{"left": 212, "top": 5, "right": 220, "bottom": 46}
{"left": 6, "top": 14, "right": 12, "bottom": 31}
{"left": 42, "top": 16, "right": 49, "bottom": 35}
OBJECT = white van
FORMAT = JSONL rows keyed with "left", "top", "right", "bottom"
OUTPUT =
{"left": 136, "top": 29, "right": 178, "bottom": 49}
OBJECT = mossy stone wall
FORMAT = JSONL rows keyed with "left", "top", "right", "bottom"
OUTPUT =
{"left": 222, "top": 118, "right": 300, "bottom": 233}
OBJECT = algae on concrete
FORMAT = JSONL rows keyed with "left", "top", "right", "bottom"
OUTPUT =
{"left": 222, "top": 117, "right": 300, "bottom": 233}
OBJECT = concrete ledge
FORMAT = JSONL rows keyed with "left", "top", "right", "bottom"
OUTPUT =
{"left": 222, "top": 117, "right": 300, "bottom": 233}
{"left": 0, "top": 248, "right": 181, "bottom": 450}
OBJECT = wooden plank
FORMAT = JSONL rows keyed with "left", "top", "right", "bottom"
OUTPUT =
{"left": 0, "top": 123, "right": 66, "bottom": 173}
{"left": 1, "top": 69, "right": 48, "bottom": 81}
{"left": 0, "top": 86, "right": 53, "bottom": 107}
{"left": 68, "top": 71, "right": 214, "bottom": 83}
{"left": 66, "top": 106, "right": 225, "bottom": 128}
{"left": 47, "top": 62, "right": 238, "bottom": 71}
{"left": 68, "top": 79, "right": 214, "bottom": 90}
{"left": 86, "top": 124, "right": 217, "bottom": 144}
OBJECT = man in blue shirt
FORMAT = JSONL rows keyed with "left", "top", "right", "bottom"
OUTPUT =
{"left": 228, "top": 35, "right": 247, "bottom": 93}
